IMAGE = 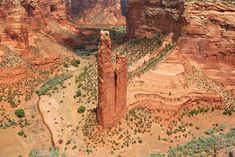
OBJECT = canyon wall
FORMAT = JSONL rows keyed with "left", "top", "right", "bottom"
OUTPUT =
{"left": 178, "top": 1, "right": 235, "bottom": 66}
{"left": 68, "top": 0, "right": 126, "bottom": 26}
{"left": 0, "top": 0, "right": 70, "bottom": 57}
{"left": 0, "top": 1, "right": 32, "bottom": 56}
{"left": 126, "top": 0, "right": 235, "bottom": 66}
{"left": 126, "top": 0, "right": 185, "bottom": 39}
{"left": 97, "top": 31, "right": 127, "bottom": 129}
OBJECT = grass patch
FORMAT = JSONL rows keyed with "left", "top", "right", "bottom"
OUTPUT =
{"left": 150, "top": 127, "right": 235, "bottom": 157}
{"left": 36, "top": 74, "right": 70, "bottom": 96}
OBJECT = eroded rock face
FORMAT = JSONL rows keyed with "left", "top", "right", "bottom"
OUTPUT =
{"left": 97, "top": 31, "right": 127, "bottom": 129}
{"left": 126, "top": 0, "right": 235, "bottom": 66}
{"left": 126, "top": 0, "right": 185, "bottom": 39}
{"left": 39, "top": 0, "right": 68, "bottom": 23}
{"left": 178, "top": 1, "right": 235, "bottom": 66}
{"left": 0, "top": 0, "right": 70, "bottom": 57}
{"left": 0, "top": 2, "right": 31, "bottom": 56}
{"left": 68, "top": 0, "right": 125, "bottom": 26}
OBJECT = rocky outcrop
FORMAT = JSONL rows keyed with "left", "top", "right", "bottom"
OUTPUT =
{"left": 39, "top": 0, "right": 68, "bottom": 23}
{"left": 126, "top": 0, "right": 185, "bottom": 39}
{"left": 178, "top": 1, "right": 235, "bottom": 66}
{"left": 0, "top": 2, "right": 31, "bottom": 56}
{"left": 126, "top": 0, "right": 235, "bottom": 66}
{"left": 0, "top": 0, "right": 72, "bottom": 57}
{"left": 97, "top": 31, "right": 127, "bottom": 129}
{"left": 68, "top": 0, "right": 125, "bottom": 26}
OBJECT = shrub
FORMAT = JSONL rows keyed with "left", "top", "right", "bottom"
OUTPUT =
{"left": 63, "top": 63, "right": 69, "bottom": 68}
{"left": 218, "top": 124, "right": 226, "bottom": 131}
{"left": 76, "top": 90, "right": 82, "bottom": 97}
{"left": 18, "top": 130, "right": 25, "bottom": 136}
{"left": 8, "top": 96, "right": 16, "bottom": 107}
{"left": 78, "top": 106, "right": 86, "bottom": 113}
{"left": 29, "top": 149, "right": 41, "bottom": 157}
{"left": 223, "top": 109, "right": 233, "bottom": 116}
{"left": 15, "top": 109, "right": 25, "bottom": 118}
{"left": 138, "top": 139, "right": 143, "bottom": 144}
{"left": 71, "top": 59, "right": 80, "bottom": 67}
{"left": 205, "top": 128, "right": 215, "bottom": 135}
{"left": 35, "top": 90, "right": 39, "bottom": 95}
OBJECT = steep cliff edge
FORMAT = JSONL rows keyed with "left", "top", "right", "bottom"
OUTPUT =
{"left": 126, "top": 0, "right": 185, "bottom": 39}
{"left": 0, "top": 0, "right": 78, "bottom": 106}
{"left": 179, "top": 1, "right": 235, "bottom": 66}
{"left": 0, "top": 0, "right": 73, "bottom": 57}
{"left": 68, "top": 0, "right": 126, "bottom": 26}
{"left": 0, "top": 0, "right": 79, "bottom": 60}
{"left": 126, "top": 0, "right": 235, "bottom": 66}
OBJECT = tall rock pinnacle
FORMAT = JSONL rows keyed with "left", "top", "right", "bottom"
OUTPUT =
{"left": 97, "top": 30, "right": 128, "bottom": 129}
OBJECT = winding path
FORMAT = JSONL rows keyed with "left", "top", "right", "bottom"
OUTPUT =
{"left": 36, "top": 96, "right": 56, "bottom": 148}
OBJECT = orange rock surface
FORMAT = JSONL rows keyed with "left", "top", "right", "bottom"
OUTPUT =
{"left": 126, "top": 0, "right": 235, "bottom": 66}
{"left": 69, "top": 0, "right": 125, "bottom": 26}
{"left": 97, "top": 30, "right": 127, "bottom": 129}
{"left": 126, "top": 0, "right": 185, "bottom": 39}
{"left": 178, "top": 1, "right": 235, "bottom": 66}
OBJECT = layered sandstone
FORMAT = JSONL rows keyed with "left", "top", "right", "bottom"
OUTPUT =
{"left": 0, "top": 1, "right": 32, "bottom": 56}
{"left": 126, "top": 0, "right": 185, "bottom": 39}
{"left": 126, "top": 0, "right": 235, "bottom": 66}
{"left": 97, "top": 31, "right": 127, "bottom": 129}
{"left": 0, "top": 0, "right": 70, "bottom": 57}
{"left": 0, "top": 0, "right": 78, "bottom": 103}
{"left": 68, "top": 0, "right": 125, "bottom": 26}
{"left": 178, "top": 1, "right": 235, "bottom": 67}
{"left": 39, "top": 0, "right": 68, "bottom": 23}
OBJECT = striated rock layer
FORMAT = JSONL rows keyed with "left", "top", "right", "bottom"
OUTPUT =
{"left": 0, "top": 0, "right": 78, "bottom": 101}
{"left": 126, "top": 0, "right": 235, "bottom": 66}
{"left": 68, "top": 0, "right": 125, "bottom": 26}
{"left": 97, "top": 31, "right": 127, "bottom": 129}
{"left": 126, "top": 0, "right": 185, "bottom": 39}
{"left": 178, "top": 1, "right": 235, "bottom": 67}
{"left": 0, "top": 0, "right": 67, "bottom": 56}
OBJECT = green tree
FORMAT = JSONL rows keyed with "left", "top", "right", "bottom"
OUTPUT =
{"left": 78, "top": 106, "right": 86, "bottom": 113}
{"left": 15, "top": 109, "right": 25, "bottom": 118}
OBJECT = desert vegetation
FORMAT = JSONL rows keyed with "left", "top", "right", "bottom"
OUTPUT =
{"left": 128, "top": 43, "right": 176, "bottom": 78}
{"left": 81, "top": 107, "right": 160, "bottom": 154}
{"left": 150, "top": 127, "right": 235, "bottom": 157}
{"left": 0, "top": 109, "right": 17, "bottom": 130}
{"left": 74, "top": 64, "right": 98, "bottom": 104}
{"left": 36, "top": 74, "right": 71, "bottom": 96}
{"left": 15, "top": 108, "right": 25, "bottom": 118}
{"left": 182, "top": 60, "right": 235, "bottom": 112}
{"left": 29, "top": 147, "right": 66, "bottom": 157}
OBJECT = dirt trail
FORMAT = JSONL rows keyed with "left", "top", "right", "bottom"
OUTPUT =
{"left": 36, "top": 96, "right": 56, "bottom": 148}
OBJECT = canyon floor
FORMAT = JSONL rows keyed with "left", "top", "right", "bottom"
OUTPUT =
{"left": 0, "top": 25, "right": 235, "bottom": 157}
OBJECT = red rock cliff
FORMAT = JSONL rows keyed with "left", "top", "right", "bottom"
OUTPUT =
{"left": 126, "top": 0, "right": 185, "bottom": 39}
{"left": 97, "top": 30, "right": 127, "bottom": 129}
{"left": 0, "top": 0, "right": 71, "bottom": 57}
{"left": 126, "top": 0, "right": 235, "bottom": 66}
{"left": 68, "top": 0, "right": 125, "bottom": 26}
{"left": 0, "top": 1, "right": 31, "bottom": 56}
{"left": 178, "top": 1, "right": 235, "bottom": 66}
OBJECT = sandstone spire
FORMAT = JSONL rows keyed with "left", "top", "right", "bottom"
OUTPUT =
{"left": 97, "top": 30, "right": 128, "bottom": 129}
